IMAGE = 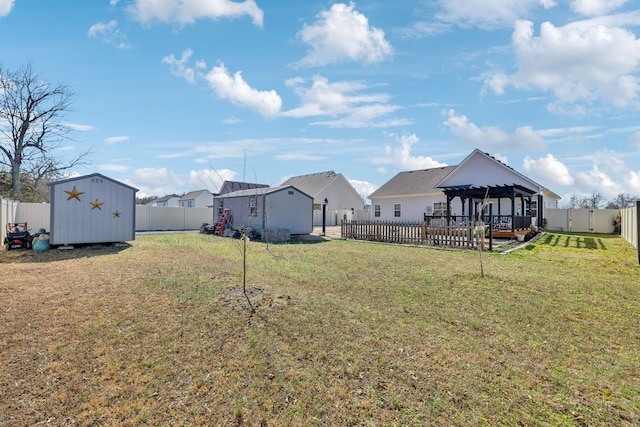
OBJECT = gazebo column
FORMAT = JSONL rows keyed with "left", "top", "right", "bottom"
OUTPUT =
{"left": 537, "top": 194, "right": 544, "bottom": 227}
{"left": 446, "top": 194, "right": 453, "bottom": 225}
{"left": 510, "top": 193, "right": 516, "bottom": 231}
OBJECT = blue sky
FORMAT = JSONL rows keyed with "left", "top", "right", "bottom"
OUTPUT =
{"left": 1, "top": 0, "right": 640, "bottom": 204}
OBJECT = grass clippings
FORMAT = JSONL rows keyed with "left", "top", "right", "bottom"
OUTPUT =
{"left": 1, "top": 232, "right": 639, "bottom": 426}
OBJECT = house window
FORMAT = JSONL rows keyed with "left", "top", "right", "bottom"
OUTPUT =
{"left": 394, "top": 204, "right": 401, "bottom": 218}
{"left": 526, "top": 200, "right": 538, "bottom": 217}
{"left": 217, "top": 200, "right": 224, "bottom": 216}
{"left": 249, "top": 197, "right": 257, "bottom": 217}
{"left": 374, "top": 204, "right": 381, "bottom": 218}
{"left": 313, "top": 204, "right": 321, "bottom": 210}
{"left": 433, "top": 202, "right": 447, "bottom": 216}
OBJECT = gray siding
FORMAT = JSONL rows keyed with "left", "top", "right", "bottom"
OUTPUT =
{"left": 50, "top": 174, "right": 136, "bottom": 245}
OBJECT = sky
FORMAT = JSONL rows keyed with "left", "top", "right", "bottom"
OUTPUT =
{"left": 1, "top": 0, "right": 640, "bottom": 205}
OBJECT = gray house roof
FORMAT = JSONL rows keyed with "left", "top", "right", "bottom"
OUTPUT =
{"left": 179, "top": 189, "right": 211, "bottom": 202}
{"left": 368, "top": 166, "right": 456, "bottom": 198}
{"left": 281, "top": 171, "right": 343, "bottom": 197}
{"left": 147, "top": 194, "right": 179, "bottom": 205}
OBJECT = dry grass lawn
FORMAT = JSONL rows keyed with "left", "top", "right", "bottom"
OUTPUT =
{"left": 1, "top": 232, "right": 639, "bottom": 426}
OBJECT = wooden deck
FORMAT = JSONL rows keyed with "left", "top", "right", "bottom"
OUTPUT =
{"left": 491, "top": 229, "right": 529, "bottom": 239}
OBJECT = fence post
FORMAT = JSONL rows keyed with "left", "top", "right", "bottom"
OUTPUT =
{"left": 636, "top": 199, "right": 640, "bottom": 264}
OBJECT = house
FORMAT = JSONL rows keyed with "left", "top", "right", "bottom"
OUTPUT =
{"left": 48, "top": 173, "right": 138, "bottom": 245}
{"left": 179, "top": 189, "right": 213, "bottom": 208}
{"left": 213, "top": 185, "right": 313, "bottom": 237}
{"left": 147, "top": 194, "right": 180, "bottom": 207}
{"left": 280, "top": 171, "right": 364, "bottom": 226}
{"left": 368, "top": 149, "right": 560, "bottom": 236}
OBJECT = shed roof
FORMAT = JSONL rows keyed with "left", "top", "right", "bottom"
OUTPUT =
{"left": 368, "top": 166, "right": 456, "bottom": 198}
{"left": 220, "top": 181, "right": 270, "bottom": 194}
{"left": 48, "top": 173, "right": 139, "bottom": 192}
{"left": 215, "top": 185, "right": 312, "bottom": 200}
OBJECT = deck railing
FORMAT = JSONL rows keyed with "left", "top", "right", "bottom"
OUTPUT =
{"left": 341, "top": 220, "right": 487, "bottom": 248}
{"left": 424, "top": 215, "right": 533, "bottom": 231}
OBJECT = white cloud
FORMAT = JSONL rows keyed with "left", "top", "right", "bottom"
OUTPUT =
{"left": 104, "top": 136, "right": 130, "bottom": 145}
{"left": 435, "top": 0, "right": 552, "bottom": 30}
{"left": 523, "top": 153, "right": 574, "bottom": 186}
{"left": 203, "top": 63, "right": 282, "bottom": 118}
{"left": 629, "top": 131, "right": 640, "bottom": 148}
{"left": 282, "top": 75, "right": 405, "bottom": 128}
{"left": 348, "top": 179, "right": 377, "bottom": 201}
{"left": 373, "top": 133, "right": 448, "bottom": 170}
{"left": 485, "top": 19, "right": 640, "bottom": 112}
{"left": 625, "top": 170, "right": 640, "bottom": 195}
{"left": 296, "top": 2, "right": 392, "bottom": 67}
{"left": 88, "top": 20, "right": 131, "bottom": 49}
{"left": 442, "top": 109, "right": 545, "bottom": 150}
{"left": 126, "top": 167, "right": 235, "bottom": 196}
{"left": 61, "top": 122, "right": 94, "bottom": 132}
{"left": 0, "top": 0, "right": 14, "bottom": 17}
{"left": 127, "top": 0, "right": 263, "bottom": 28}
{"left": 128, "top": 167, "right": 185, "bottom": 197}
{"left": 98, "top": 163, "right": 130, "bottom": 172}
{"left": 274, "top": 153, "right": 326, "bottom": 161}
{"left": 570, "top": 0, "right": 628, "bottom": 16}
{"left": 575, "top": 165, "right": 622, "bottom": 198}
{"left": 186, "top": 168, "right": 235, "bottom": 193}
{"left": 162, "top": 49, "right": 197, "bottom": 84}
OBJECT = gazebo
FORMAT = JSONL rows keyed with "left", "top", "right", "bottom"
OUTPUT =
{"left": 437, "top": 183, "right": 540, "bottom": 238}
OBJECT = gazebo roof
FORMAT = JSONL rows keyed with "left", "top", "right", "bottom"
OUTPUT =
{"left": 438, "top": 183, "right": 537, "bottom": 200}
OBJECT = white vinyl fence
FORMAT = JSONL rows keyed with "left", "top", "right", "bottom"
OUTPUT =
{"left": 621, "top": 204, "right": 638, "bottom": 249}
{"left": 135, "top": 205, "right": 212, "bottom": 231}
{"left": 6, "top": 201, "right": 213, "bottom": 235}
{"left": 544, "top": 208, "right": 618, "bottom": 234}
{"left": 0, "top": 198, "right": 19, "bottom": 244}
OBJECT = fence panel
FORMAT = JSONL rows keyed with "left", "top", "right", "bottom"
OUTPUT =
{"left": 15, "top": 203, "right": 50, "bottom": 232}
{"left": 545, "top": 209, "right": 618, "bottom": 233}
{"left": 341, "top": 220, "right": 479, "bottom": 248}
{"left": 621, "top": 205, "right": 637, "bottom": 249}
{"left": 13, "top": 203, "right": 213, "bottom": 233}
{"left": 0, "top": 198, "right": 19, "bottom": 244}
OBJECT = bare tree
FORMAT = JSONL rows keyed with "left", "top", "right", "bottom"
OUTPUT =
{"left": 0, "top": 62, "right": 89, "bottom": 197}
{"left": 605, "top": 193, "right": 636, "bottom": 209}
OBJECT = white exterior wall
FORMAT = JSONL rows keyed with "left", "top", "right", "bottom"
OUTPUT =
{"left": 312, "top": 177, "right": 364, "bottom": 226}
{"left": 621, "top": 205, "right": 637, "bottom": 248}
{"left": 371, "top": 195, "right": 465, "bottom": 222}
{"left": 440, "top": 152, "right": 537, "bottom": 189}
{"left": 49, "top": 175, "right": 136, "bottom": 245}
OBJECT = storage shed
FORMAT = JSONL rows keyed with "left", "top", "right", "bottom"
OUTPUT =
{"left": 213, "top": 185, "right": 313, "bottom": 236}
{"left": 48, "top": 173, "right": 138, "bottom": 245}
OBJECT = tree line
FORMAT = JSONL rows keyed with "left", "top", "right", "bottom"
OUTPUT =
{"left": 564, "top": 192, "right": 637, "bottom": 209}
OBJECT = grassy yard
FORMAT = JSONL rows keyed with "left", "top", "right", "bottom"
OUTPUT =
{"left": 1, "top": 232, "right": 639, "bottom": 426}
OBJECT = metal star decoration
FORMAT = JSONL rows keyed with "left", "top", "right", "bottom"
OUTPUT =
{"left": 91, "top": 199, "right": 104, "bottom": 210}
{"left": 65, "top": 186, "right": 84, "bottom": 201}
{"left": 113, "top": 211, "right": 121, "bottom": 218}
